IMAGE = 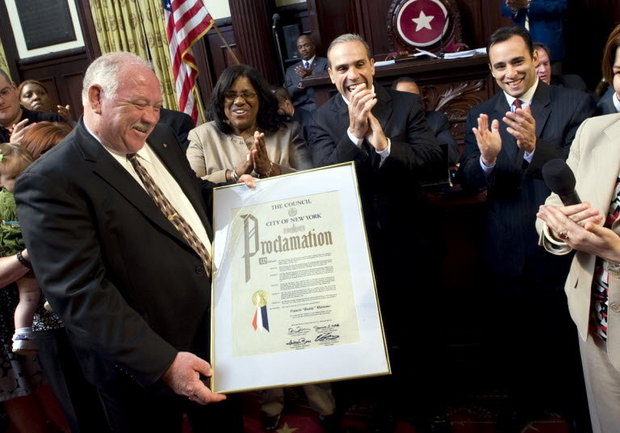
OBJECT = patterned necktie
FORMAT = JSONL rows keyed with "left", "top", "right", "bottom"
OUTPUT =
{"left": 590, "top": 174, "right": 620, "bottom": 340}
{"left": 512, "top": 99, "right": 522, "bottom": 112}
{"left": 524, "top": 11, "right": 530, "bottom": 31}
{"left": 304, "top": 61, "right": 309, "bottom": 69}
{"left": 127, "top": 153, "right": 212, "bottom": 277}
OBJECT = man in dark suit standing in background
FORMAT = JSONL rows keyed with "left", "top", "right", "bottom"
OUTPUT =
{"left": 15, "top": 52, "right": 244, "bottom": 433}
{"left": 310, "top": 33, "right": 449, "bottom": 433}
{"left": 284, "top": 34, "right": 328, "bottom": 117}
{"left": 392, "top": 76, "right": 459, "bottom": 166}
{"left": 158, "top": 107, "right": 194, "bottom": 151}
{"left": 458, "top": 26, "right": 595, "bottom": 433}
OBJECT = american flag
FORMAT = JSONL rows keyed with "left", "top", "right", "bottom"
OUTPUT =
{"left": 163, "top": 0, "right": 214, "bottom": 122}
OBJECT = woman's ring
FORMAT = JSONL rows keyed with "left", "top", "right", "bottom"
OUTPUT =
{"left": 558, "top": 231, "right": 569, "bottom": 241}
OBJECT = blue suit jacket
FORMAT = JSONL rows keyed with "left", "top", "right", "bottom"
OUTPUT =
{"left": 502, "top": 0, "right": 567, "bottom": 62}
{"left": 284, "top": 56, "right": 328, "bottom": 112}
{"left": 459, "top": 81, "right": 595, "bottom": 280}
{"left": 596, "top": 86, "right": 617, "bottom": 115}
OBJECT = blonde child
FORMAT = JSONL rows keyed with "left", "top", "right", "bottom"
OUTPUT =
{"left": 0, "top": 142, "right": 39, "bottom": 354}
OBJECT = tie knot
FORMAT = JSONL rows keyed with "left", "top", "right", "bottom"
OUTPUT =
{"left": 127, "top": 153, "right": 140, "bottom": 167}
{"left": 304, "top": 61, "right": 309, "bottom": 68}
{"left": 513, "top": 99, "right": 522, "bottom": 110}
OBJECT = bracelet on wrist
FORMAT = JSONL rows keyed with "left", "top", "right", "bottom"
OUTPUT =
{"left": 230, "top": 169, "right": 239, "bottom": 182}
{"left": 260, "top": 162, "right": 274, "bottom": 178}
{"left": 16, "top": 250, "right": 32, "bottom": 269}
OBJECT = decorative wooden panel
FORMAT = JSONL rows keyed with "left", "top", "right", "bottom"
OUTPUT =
{"left": 420, "top": 78, "right": 488, "bottom": 150}
{"left": 229, "top": 0, "right": 280, "bottom": 84}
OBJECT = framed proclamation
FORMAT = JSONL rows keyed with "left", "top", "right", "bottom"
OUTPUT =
{"left": 211, "top": 163, "right": 390, "bottom": 393}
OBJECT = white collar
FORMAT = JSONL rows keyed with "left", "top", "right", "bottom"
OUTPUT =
{"left": 504, "top": 77, "right": 539, "bottom": 107}
{"left": 302, "top": 56, "right": 316, "bottom": 66}
{"left": 613, "top": 91, "right": 620, "bottom": 113}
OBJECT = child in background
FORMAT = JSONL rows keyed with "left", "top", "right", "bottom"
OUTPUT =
{"left": 0, "top": 142, "right": 39, "bottom": 354}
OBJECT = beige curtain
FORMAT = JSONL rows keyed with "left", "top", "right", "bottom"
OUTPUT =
{"left": 89, "top": 0, "right": 180, "bottom": 112}
{"left": 0, "top": 40, "right": 11, "bottom": 79}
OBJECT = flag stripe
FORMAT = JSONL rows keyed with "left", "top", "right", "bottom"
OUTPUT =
{"left": 163, "top": 0, "right": 213, "bottom": 122}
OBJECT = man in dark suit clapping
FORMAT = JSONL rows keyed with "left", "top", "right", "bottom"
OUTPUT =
{"left": 284, "top": 34, "right": 328, "bottom": 117}
{"left": 14, "top": 52, "right": 246, "bottom": 433}
{"left": 310, "top": 33, "right": 449, "bottom": 433}
{"left": 458, "top": 26, "right": 595, "bottom": 433}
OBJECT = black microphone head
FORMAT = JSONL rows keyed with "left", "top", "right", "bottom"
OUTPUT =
{"left": 542, "top": 158, "right": 576, "bottom": 196}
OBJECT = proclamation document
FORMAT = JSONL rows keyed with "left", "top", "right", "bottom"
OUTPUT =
{"left": 211, "top": 163, "right": 389, "bottom": 393}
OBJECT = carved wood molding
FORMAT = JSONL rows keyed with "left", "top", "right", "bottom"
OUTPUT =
{"left": 421, "top": 79, "right": 487, "bottom": 143}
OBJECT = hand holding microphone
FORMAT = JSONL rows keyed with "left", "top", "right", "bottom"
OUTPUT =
{"left": 542, "top": 158, "right": 581, "bottom": 205}
{"left": 539, "top": 159, "right": 604, "bottom": 242}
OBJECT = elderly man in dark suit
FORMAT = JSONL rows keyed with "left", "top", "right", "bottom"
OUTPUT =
{"left": 459, "top": 26, "right": 595, "bottom": 433}
{"left": 284, "top": 34, "right": 328, "bottom": 116}
{"left": 310, "top": 33, "right": 448, "bottom": 433}
{"left": 14, "top": 52, "right": 245, "bottom": 433}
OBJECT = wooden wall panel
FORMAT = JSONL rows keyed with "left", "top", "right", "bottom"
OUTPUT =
{"left": 356, "top": 0, "right": 394, "bottom": 58}
{"left": 229, "top": 0, "right": 280, "bottom": 84}
{"left": 306, "top": 0, "right": 359, "bottom": 55}
{"left": 196, "top": 20, "right": 239, "bottom": 104}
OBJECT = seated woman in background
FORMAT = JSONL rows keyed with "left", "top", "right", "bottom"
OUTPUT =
{"left": 186, "top": 64, "right": 312, "bottom": 183}
{"left": 17, "top": 80, "right": 74, "bottom": 124}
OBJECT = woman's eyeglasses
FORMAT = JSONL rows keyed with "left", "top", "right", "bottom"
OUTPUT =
{"left": 224, "top": 91, "right": 257, "bottom": 101}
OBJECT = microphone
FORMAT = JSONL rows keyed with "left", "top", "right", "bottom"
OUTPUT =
{"left": 542, "top": 159, "right": 581, "bottom": 205}
{"left": 272, "top": 13, "right": 280, "bottom": 29}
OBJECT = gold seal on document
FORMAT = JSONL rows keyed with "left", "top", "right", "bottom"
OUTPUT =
{"left": 251, "top": 290, "right": 269, "bottom": 307}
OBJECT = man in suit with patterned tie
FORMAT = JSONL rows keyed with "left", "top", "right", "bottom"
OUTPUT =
{"left": 458, "top": 26, "right": 595, "bottom": 433}
{"left": 284, "top": 34, "right": 328, "bottom": 116}
{"left": 14, "top": 52, "right": 246, "bottom": 433}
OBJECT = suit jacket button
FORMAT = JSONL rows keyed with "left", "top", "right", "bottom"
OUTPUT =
{"left": 610, "top": 303, "right": 620, "bottom": 313}
{"left": 195, "top": 265, "right": 204, "bottom": 274}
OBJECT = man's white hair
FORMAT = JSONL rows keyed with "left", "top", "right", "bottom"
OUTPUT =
{"left": 81, "top": 52, "right": 154, "bottom": 104}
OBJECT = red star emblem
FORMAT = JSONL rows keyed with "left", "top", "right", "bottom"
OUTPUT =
{"left": 396, "top": 0, "right": 449, "bottom": 47}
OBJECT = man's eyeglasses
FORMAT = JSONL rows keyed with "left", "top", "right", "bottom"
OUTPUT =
{"left": 0, "top": 86, "right": 14, "bottom": 100}
{"left": 224, "top": 91, "right": 257, "bottom": 101}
